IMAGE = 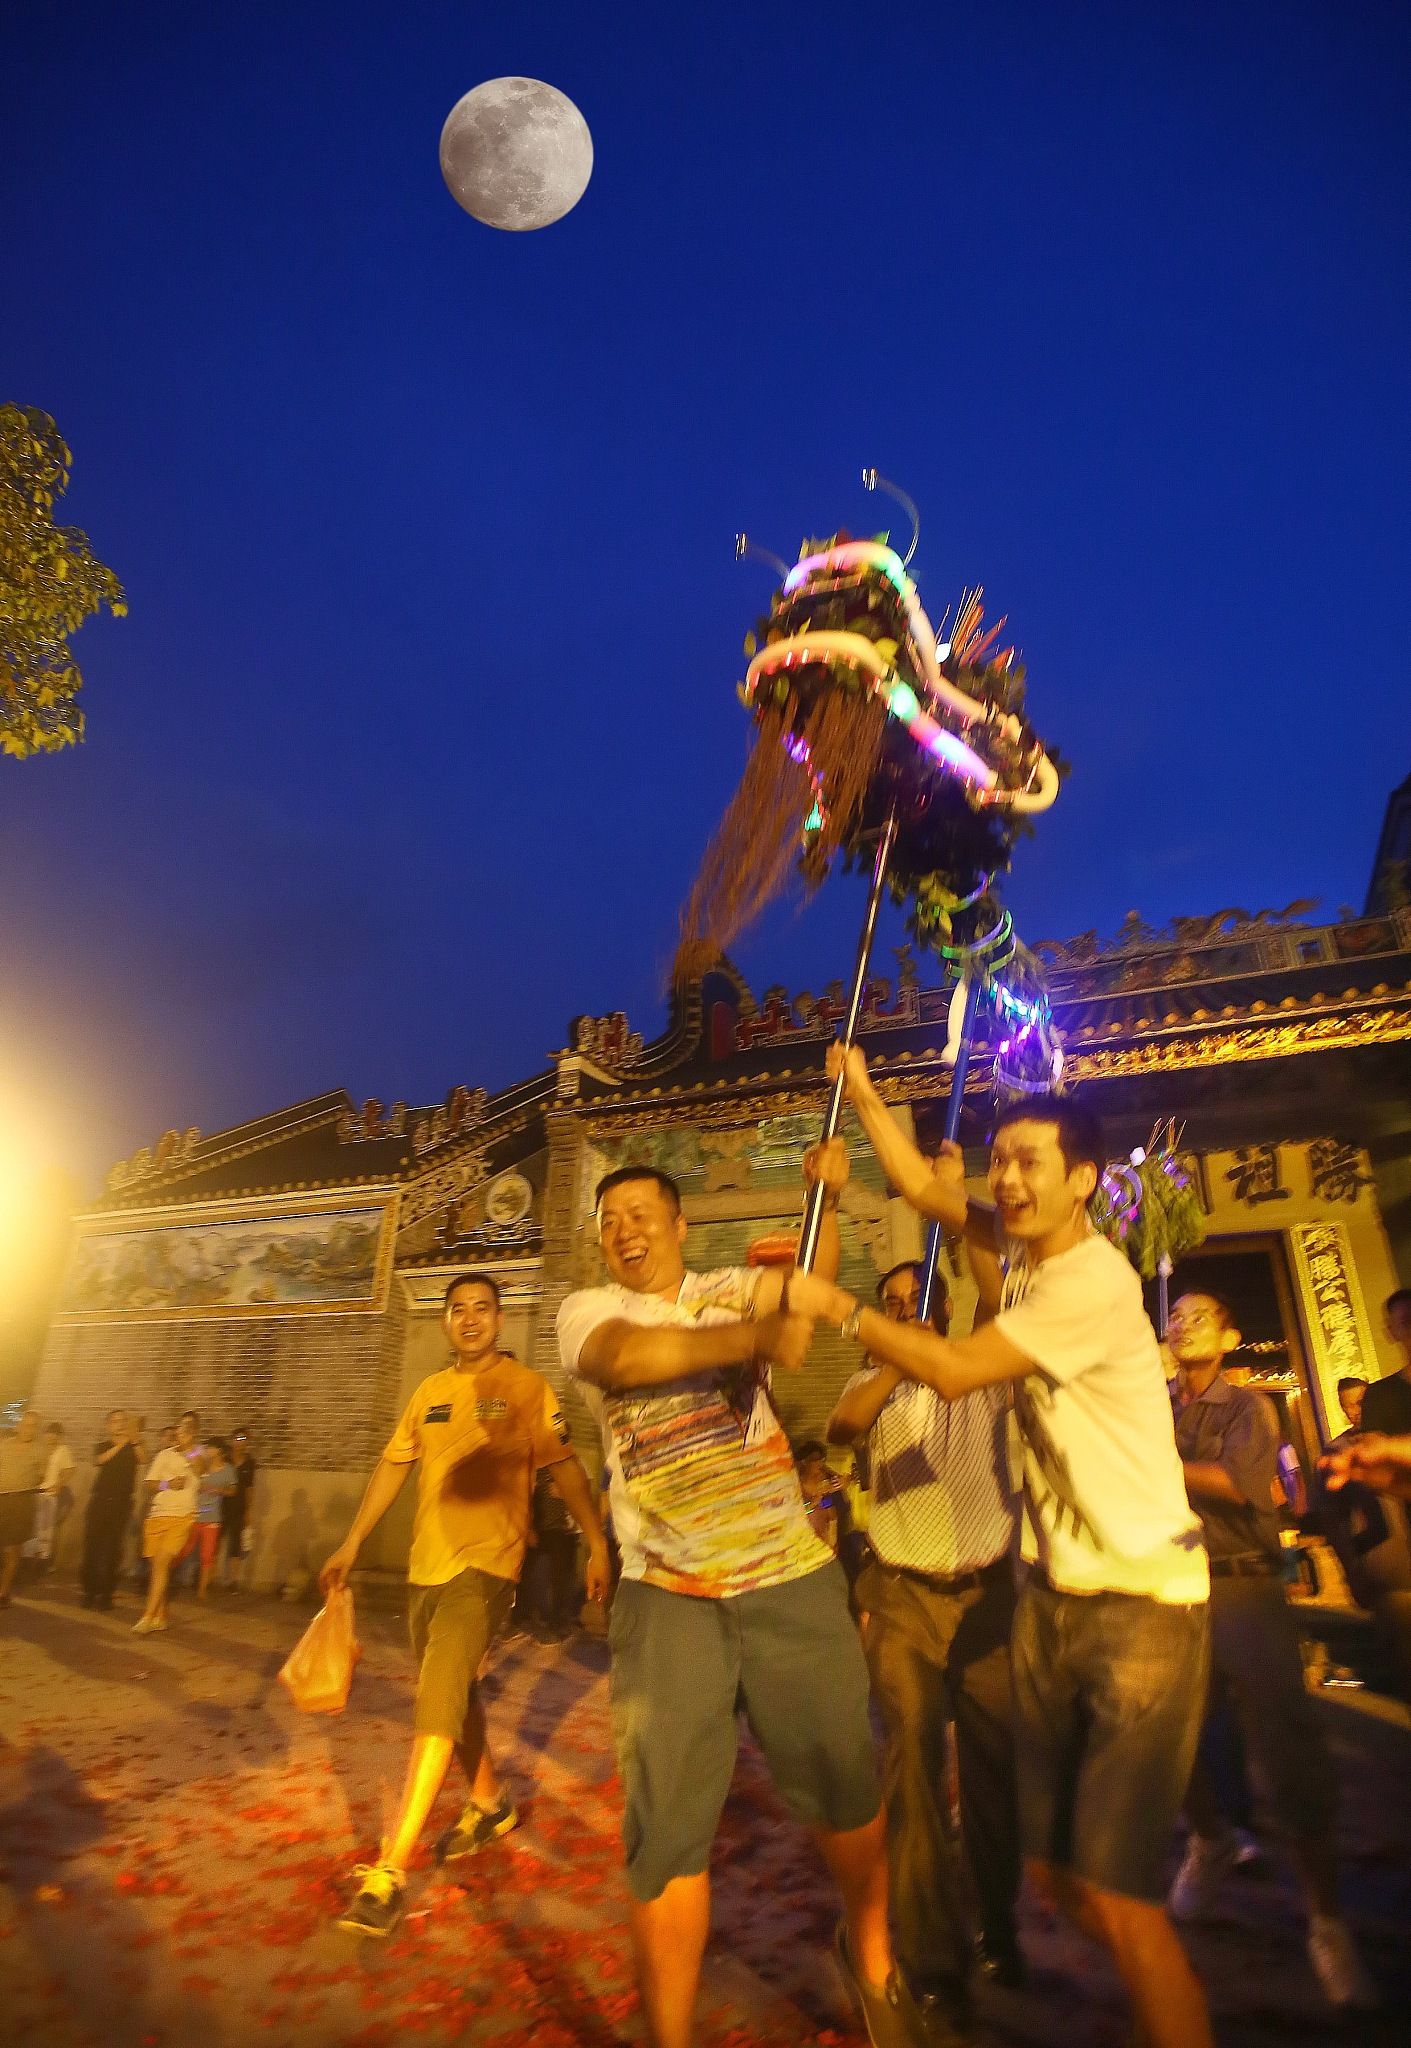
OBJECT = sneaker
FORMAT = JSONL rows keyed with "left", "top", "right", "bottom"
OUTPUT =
{"left": 1168, "top": 1828, "right": 1242, "bottom": 1921}
{"left": 835, "top": 1922, "right": 929, "bottom": 2048}
{"left": 1307, "top": 1914, "right": 1378, "bottom": 2011}
{"left": 337, "top": 1862, "right": 406, "bottom": 1938}
{"left": 438, "top": 1794, "right": 519, "bottom": 1862}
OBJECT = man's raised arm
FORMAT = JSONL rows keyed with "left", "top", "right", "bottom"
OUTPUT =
{"left": 827, "top": 1041, "right": 1004, "bottom": 1313}
{"left": 827, "top": 1043, "right": 969, "bottom": 1229}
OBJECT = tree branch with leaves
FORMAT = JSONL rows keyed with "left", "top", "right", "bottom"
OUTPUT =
{"left": 0, "top": 404, "right": 125, "bottom": 758}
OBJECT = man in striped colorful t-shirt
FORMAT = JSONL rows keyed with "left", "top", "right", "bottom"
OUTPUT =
{"left": 558, "top": 1154, "right": 928, "bottom": 2048}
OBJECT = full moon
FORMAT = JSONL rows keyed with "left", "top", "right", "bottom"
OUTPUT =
{"left": 439, "top": 78, "right": 593, "bottom": 233}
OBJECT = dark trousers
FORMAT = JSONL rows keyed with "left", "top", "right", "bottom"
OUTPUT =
{"left": 517, "top": 1532, "right": 580, "bottom": 1631}
{"left": 81, "top": 1501, "right": 130, "bottom": 1604}
{"left": 1186, "top": 1573, "right": 1335, "bottom": 1847}
{"left": 219, "top": 1511, "right": 247, "bottom": 1581}
{"left": 1370, "top": 1589, "right": 1411, "bottom": 1705}
{"left": 857, "top": 1556, "right": 1019, "bottom": 1989}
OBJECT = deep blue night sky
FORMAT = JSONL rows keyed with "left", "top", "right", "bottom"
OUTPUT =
{"left": 4, "top": 0, "right": 1409, "bottom": 1191}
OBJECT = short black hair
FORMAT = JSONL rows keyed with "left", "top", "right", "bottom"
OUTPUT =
{"left": 792, "top": 1438, "right": 828, "bottom": 1463}
{"left": 180, "top": 1410, "right": 199, "bottom": 1426}
{"left": 1337, "top": 1376, "right": 1366, "bottom": 1395}
{"left": 1386, "top": 1287, "right": 1411, "bottom": 1316}
{"left": 875, "top": 1259, "right": 950, "bottom": 1306}
{"left": 877, "top": 1259, "right": 918, "bottom": 1302}
{"left": 1176, "top": 1288, "right": 1236, "bottom": 1329}
{"left": 209, "top": 1436, "right": 232, "bottom": 1459}
{"left": 443, "top": 1271, "right": 502, "bottom": 1311}
{"left": 594, "top": 1164, "right": 682, "bottom": 1215}
{"left": 992, "top": 1092, "right": 1104, "bottom": 1178}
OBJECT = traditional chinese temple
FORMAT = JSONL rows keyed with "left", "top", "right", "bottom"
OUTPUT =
{"left": 31, "top": 778, "right": 1411, "bottom": 1585}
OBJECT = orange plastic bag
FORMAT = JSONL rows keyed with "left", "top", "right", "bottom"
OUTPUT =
{"left": 278, "top": 1585, "right": 361, "bottom": 1713}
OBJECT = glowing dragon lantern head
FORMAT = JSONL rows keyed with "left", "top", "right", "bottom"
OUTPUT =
{"left": 674, "top": 472, "right": 1063, "bottom": 984}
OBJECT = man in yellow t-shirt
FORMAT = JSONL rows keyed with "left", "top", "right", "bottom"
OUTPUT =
{"left": 321, "top": 1270, "right": 609, "bottom": 1937}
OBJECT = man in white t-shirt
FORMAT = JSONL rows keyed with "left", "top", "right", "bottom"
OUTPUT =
{"left": 557, "top": 1150, "right": 929, "bottom": 2048}
{"left": 25, "top": 1423, "right": 78, "bottom": 1564}
{"left": 789, "top": 1056, "right": 1214, "bottom": 2048}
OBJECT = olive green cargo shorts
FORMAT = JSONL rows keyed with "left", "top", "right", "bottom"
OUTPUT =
{"left": 407, "top": 1566, "right": 516, "bottom": 1740}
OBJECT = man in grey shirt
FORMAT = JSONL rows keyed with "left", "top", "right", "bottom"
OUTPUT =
{"left": 1168, "top": 1290, "right": 1376, "bottom": 2012}
{"left": 828, "top": 1257, "right": 1021, "bottom": 2033}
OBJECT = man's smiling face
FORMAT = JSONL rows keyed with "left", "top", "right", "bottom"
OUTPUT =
{"left": 988, "top": 1116, "right": 1094, "bottom": 1244}
{"left": 444, "top": 1281, "right": 502, "bottom": 1364}
{"left": 597, "top": 1176, "right": 687, "bottom": 1297}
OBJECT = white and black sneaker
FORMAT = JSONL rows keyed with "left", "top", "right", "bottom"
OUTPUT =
{"left": 438, "top": 1795, "right": 519, "bottom": 1862}
{"left": 337, "top": 1861, "right": 406, "bottom": 1938}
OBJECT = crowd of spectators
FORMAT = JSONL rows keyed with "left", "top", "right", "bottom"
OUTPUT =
{"left": 0, "top": 1406, "right": 257, "bottom": 1624}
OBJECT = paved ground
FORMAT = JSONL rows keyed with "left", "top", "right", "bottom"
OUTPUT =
{"left": 1, "top": 1581, "right": 1409, "bottom": 2047}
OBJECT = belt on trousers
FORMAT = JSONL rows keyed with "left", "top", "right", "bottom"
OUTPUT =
{"left": 1208, "top": 1552, "right": 1282, "bottom": 1579}
{"left": 883, "top": 1554, "right": 1011, "bottom": 1596}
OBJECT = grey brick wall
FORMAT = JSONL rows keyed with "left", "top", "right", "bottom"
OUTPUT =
{"left": 32, "top": 1291, "right": 409, "bottom": 1473}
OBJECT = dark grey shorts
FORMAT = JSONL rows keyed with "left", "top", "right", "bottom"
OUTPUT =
{"left": 1012, "top": 1575, "right": 1209, "bottom": 1902}
{"left": 608, "top": 1563, "right": 880, "bottom": 1902}
{"left": 407, "top": 1566, "right": 515, "bottom": 1741}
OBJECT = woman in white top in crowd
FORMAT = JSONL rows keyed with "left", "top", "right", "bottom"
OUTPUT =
{"left": 134, "top": 1412, "right": 202, "bottom": 1634}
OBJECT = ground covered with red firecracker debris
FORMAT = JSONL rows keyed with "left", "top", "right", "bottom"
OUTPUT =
{"left": 1, "top": 1584, "right": 1409, "bottom": 2046}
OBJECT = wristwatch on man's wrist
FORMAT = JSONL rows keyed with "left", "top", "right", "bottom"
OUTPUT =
{"left": 839, "top": 1301, "right": 864, "bottom": 1343}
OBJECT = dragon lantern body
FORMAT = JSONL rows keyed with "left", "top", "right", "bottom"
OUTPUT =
{"left": 676, "top": 479, "right": 1062, "bottom": 989}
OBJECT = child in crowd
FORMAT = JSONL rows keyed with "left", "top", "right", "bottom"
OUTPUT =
{"left": 191, "top": 1441, "right": 237, "bottom": 1599}
{"left": 793, "top": 1438, "right": 842, "bottom": 1554}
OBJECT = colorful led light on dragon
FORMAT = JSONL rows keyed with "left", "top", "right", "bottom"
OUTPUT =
{"left": 784, "top": 540, "right": 910, "bottom": 598}
{"left": 880, "top": 677, "right": 996, "bottom": 788}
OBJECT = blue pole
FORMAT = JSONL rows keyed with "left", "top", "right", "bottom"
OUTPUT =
{"left": 916, "top": 973, "right": 984, "bottom": 1325}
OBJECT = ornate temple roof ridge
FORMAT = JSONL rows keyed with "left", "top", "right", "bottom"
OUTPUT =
{"left": 96, "top": 1065, "right": 559, "bottom": 1211}
{"left": 90, "top": 904, "right": 1411, "bottom": 1211}
{"left": 99, "top": 1090, "right": 352, "bottom": 1208}
{"left": 548, "top": 908, "right": 1411, "bottom": 1105}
